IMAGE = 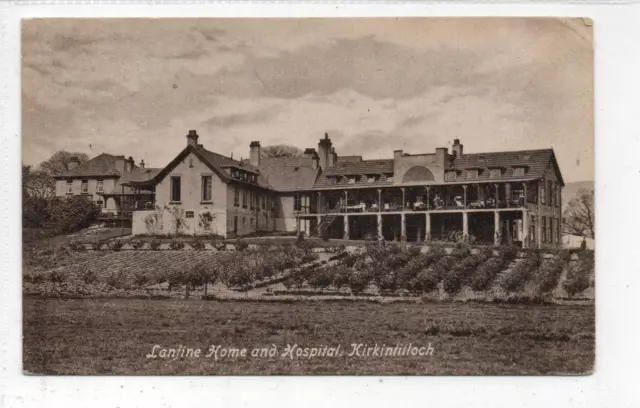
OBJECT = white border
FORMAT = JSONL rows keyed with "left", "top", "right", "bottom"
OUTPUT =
{"left": 2, "top": 2, "right": 640, "bottom": 408}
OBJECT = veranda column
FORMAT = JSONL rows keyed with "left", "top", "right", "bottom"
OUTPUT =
{"left": 401, "top": 187, "right": 406, "bottom": 210}
{"left": 426, "top": 187, "right": 430, "bottom": 210}
{"left": 495, "top": 184, "right": 500, "bottom": 208}
{"left": 317, "top": 215, "right": 322, "bottom": 234}
{"left": 522, "top": 210, "right": 530, "bottom": 248}
{"left": 377, "top": 188, "right": 382, "bottom": 209}
{"left": 425, "top": 213, "right": 431, "bottom": 241}
{"left": 377, "top": 213, "right": 383, "bottom": 239}
{"left": 401, "top": 213, "right": 407, "bottom": 241}
{"left": 522, "top": 182, "right": 528, "bottom": 208}
{"left": 344, "top": 190, "right": 348, "bottom": 213}
{"left": 317, "top": 191, "right": 322, "bottom": 212}
{"left": 463, "top": 185, "right": 467, "bottom": 208}
{"left": 343, "top": 214, "right": 350, "bottom": 240}
{"left": 462, "top": 212, "right": 469, "bottom": 241}
{"left": 494, "top": 211, "right": 501, "bottom": 246}
{"left": 505, "top": 183, "right": 511, "bottom": 208}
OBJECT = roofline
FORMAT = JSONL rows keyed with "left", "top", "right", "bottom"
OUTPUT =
{"left": 309, "top": 177, "right": 542, "bottom": 192}
{"left": 53, "top": 174, "right": 120, "bottom": 180}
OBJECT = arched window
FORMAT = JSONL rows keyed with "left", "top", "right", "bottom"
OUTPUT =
{"left": 402, "top": 166, "right": 435, "bottom": 183}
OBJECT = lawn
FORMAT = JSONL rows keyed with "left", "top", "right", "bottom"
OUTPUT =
{"left": 23, "top": 298, "right": 594, "bottom": 375}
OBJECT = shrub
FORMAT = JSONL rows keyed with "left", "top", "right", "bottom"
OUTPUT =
{"left": 133, "top": 272, "right": 151, "bottom": 287}
{"left": 68, "top": 240, "right": 86, "bottom": 251}
{"left": 81, "top": 268, "right": 97, "bottom": 284}
{"left": 235, "top": 239, "right": 249, "bottom": 252}
{"left": 149, "top": 239, "right": 162, "bottom": 250}
{"left": 563, "top": 253, "right": 594, "bottom": 298}
{"left": 533, "top": 257, "right": 565, "bottom": 295}
{"left": 106, "top": 270, "right": 126, "bottom": 289}
{"left": 411, "top": 269, "right": 440, "bottom": 294}
{"left": 169, "top": 240, "right": 185, "bottom": 250}
{"left": 501, "top": 256, "right": 537, "bottom": 292}
{"left": 47, "top": 270, "right": 65, "bottom": 283}
{"left": 349, "top": 268, "right": 372, "bottom": 295}
{"left": 470, "top": 257, "right": 504, "bottom": 291}
{"left": 501, "top": 245, "right": 520, "bottom": 262}
{"left": 190, "top": 240, "right": 206, "bottom": 251}
{"left": 130, "top": 239, "right": 145, "bottom": 250}
{"left": 24, "top": 195, "right": 100, "bottom": 234}
{"left": 301, "top": 252, "right": 319, "bottom": 264}
{"left": 331, "top": 265, "right": 351, "bottom": 291}
{"left": 108, "top": 240, "right": 124, "bottom": 251}
{"left": 307, "top": 268, "right": 333, "bottom": 290}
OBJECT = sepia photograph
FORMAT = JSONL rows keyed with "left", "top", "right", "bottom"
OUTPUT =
{"left": 21, "top": 17, "right": 594, "bottom": 375}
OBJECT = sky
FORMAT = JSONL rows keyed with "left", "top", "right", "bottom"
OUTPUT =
{"left": 22, "top": 18, "right": 593, "bottom": 182}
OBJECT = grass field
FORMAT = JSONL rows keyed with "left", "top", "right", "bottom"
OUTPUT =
{"left": 23, "top": 298, "right": 594, "bottom": 375}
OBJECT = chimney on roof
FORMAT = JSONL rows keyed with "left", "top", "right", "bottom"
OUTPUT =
{"left": 249, "top": 141, "right": 261, "bottom": 167}
{"left": 394, "top": 150, "right": 403, "bottom": 160}
{"left": 452, "top": 139, "right": 463, "bottom": 157}
{"left": 318, "top": 132, "right": 334, "bottom": 170}
{"left": 125, "top": 156, "right": 134, "bottom": 172}
{"left": 304, "top": 148, "right": 319, "bottom": 170}
{"left": 67, "top": 156, "right": 80, "bottom": 171}
{"left": 139, "top": 159, "right": 145, "bottom": 169}
{"left": 435, "top": 147, "right": 448, "bottom": 167}
{"left": 187, "top": 130, "right": 199, "bottom": 147}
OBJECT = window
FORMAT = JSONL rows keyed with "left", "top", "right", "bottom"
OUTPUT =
{"left": 541, "top": 181, "right": 546, "bottom": 205}
{"left": 445, "top": 171, "right": 457, "bottom": 181}
{"left": 242, "top": 217, "right": 246, "bottom": 225}
{"left": 542, "top": 216, "right": 547, "bottom": 243}
{"left": 201, "top": 175, "right": 213, "bottom": 202}
{"left": 251, "top": 218, "right": 254, "bottom": 226}
{"left": 556, "top": 186, "right": 561, "bottom": 207}
{"left": 547, "top": 218, "right": 552, "bottom": 243}
{"left": 97, "top": 180, "right": 103, "bottom": 193}
{"left": 348, "top": 176, "right": 356, "bottom": 185}
{"left": 386, "top": 175, "right": 394, "bottom": 183}
{"left": 548, "top": 180, "right": 553, "bottom": 206}
{"left": 468, "top": 169, "right": 479, "bottom": 179}
{"left": 262, "top": 196, "right": 266, "bottom": 210}
{"left": 186, "top": 211, "right": 194, "bottom": 219}
{"left": 81, "top": 180, "right": 88, "bottom": 194}
{"left": 328, "top": 177, "right": 336, "bottom": 185}
{"left": 170, "top": 176, "right": 181, "bottom": 202}
{"left": 66, "top": 180, "right": 73, "bottom": 194}
{"left": 249, "top": 190, "right": 254, "bottom": 209}
{"left": 96, "top": 200, "right": 103, "bottom": 206}
{"left": 367, "top": 175, "right": 375, "bottom": 183}
{"left": 489, "top": 168, "right": 501, "bottom": 178}
{"left": 530, "top": 215, "right": 536, "bottom": 243}
{"left": 294, "top": 194, "right": 301, "bottom": 212}
{"left": 242, "top": 187, "right": 247, "bottom": 208}
{"left": 514, "top": 167, "right": 525, "bottom": 177}
{"left": 556, "top": 218, "right": 561, "bottom": 243}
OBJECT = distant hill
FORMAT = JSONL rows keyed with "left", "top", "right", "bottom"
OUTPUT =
{"left": 563, "top": 180, "right": 594, "bottom": 208}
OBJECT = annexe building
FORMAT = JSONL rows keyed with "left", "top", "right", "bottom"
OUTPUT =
{"left": 56, "top": 129, "right": 564, "bottom": 248}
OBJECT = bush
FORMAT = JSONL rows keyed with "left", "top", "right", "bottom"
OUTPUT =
{"left": 501, "top": 257, "right": 536, "bottom": 292}
{"left": 307, "top": 268, "right": 333, "bottom": 290}
{"left": 301, "top": 252, "right": 319, "bottom": 264}
{"left": 47, "top": 270, "right": 65, "bottom": 283}
{"left": 169, "top": 240, "right": 185, "bottom": 250}
{"left": 106, "top": 270, "right": 126, "bottom": 289}
{"left": 68, "top": 240, "right": 86, "bottom": 251}
{"left": 331, "top": 265, "right": 351, "bottom": 291}
{"left": 149, "top": 239, "right": 162, "bottom": 250}
{"left": 24, "top": 271, "right": 45, "bottom": 284}
{"left": 349, "top": 268, "right": 372, "bottom": 295}
{"left": 81, "top": 268, "right": 97, "bottom": 284}
{"left": 133, "top": 272, "right": 151, "bottom": 287}
{"left": 235, "top": 239, "right": 249, "bottom": 252}
{"left": 563, "top": 253, "right": 594, "bottom": 298}
{"left": 469, "top": 257, "right": 503, "bottom": 291}
{"left": 108, "top": 240, "right": 124, "bottom": 251}
{"left": 411, "top": 269, "right": 440, "bottom": 294}
{"left": 130, "top": 239, "right": 145, "bottom": 250}
{"left": 190, "top": 240, "right": 206, "bottom": 251}
{"left": 533, "top": 257, "right": 565, "bottom": 295}
{"left": 24, "top": 195, "right": 100, "bottom": 234}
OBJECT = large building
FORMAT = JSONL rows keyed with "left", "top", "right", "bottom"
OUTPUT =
{"left": 56, "top": 130, "right": 564, "bottom": 248}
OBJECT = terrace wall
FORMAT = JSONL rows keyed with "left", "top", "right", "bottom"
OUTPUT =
{"left": 132, "top": 207, "right": 227, "bottom": 236}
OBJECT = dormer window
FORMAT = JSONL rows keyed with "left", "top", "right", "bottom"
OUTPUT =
{"left": 348, "top": 176, "right": 356, "bottom": 185}
{"left": 386, "top": 174, "right": 394, "bottom": 183}
{"left": 367, "top": 175, "right": 375, "bottom": 183}
{"left": 514, "top": 167, "right": 526, "bottom": 177}
{"left": 328, "top": 177, "right": 336, "bottom": 185}
{"left": 489, "top": 168, "right": 501, "bottom": 178}
{"left": 467, "top": 169, "right": 479, "bottom": 179}
{"left": 445, "top": 171, "right": 457, "bottom": 181}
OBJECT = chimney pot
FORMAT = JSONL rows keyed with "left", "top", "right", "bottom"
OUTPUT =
{"left": 452, "top": 139, "right": 463, "bottom": 157}
{"left": 139, "top": 159, "right": 145, "bottom": 169}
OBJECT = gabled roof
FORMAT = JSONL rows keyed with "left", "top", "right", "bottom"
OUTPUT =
{"left": 257, "top": 157, "right": 319, "bottom": 192}
{"left": 134, "top": 144, "right": 272, "bottom": 190}
{"left": 323, "top": 159, "right": 394, "bottom": 176}
{"left": 115, "top": 167, "right": 162, "bottom": 194}
{"left": 448, "top": 149, "right": 563, "bottom": 184}
{"left": 54, "top": 153, "right": 123, "bottom": 178}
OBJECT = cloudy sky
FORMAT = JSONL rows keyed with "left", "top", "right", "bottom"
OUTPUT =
{"left": 22, "top": 18, "right": 593, "bottom": 182}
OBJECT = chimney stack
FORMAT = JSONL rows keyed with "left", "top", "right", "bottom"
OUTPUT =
{"left": 187, "top": 130, "right": 199, "bottom": 147}
{"left": 249, "top": 141, "right": 261, "bottom": 167}
{"left": 435, "top": 147, "right": 448, "bottom": 166}
{"left": 393, "top": 150, "right": 403, "bottom": 160}
{"left": 304, "top": 148, "right": 319, "bottom": 170}
{"left": 317, "top": 132, "right": 333, "bottom": 170}
{"left": 125, "top": 156, "right": 135, "bottom": 172}
{"left": 67, "top": 156, "right": 80, "bottom": 171}
{"left": 139, "top": 159, "right": 145, "bottom": 169}
{"left": 452, "top": 139, "right": 463, "bottom": 157}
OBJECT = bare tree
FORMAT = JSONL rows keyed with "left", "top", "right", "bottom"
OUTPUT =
{"left": 562, "top": 189, "right": 594, "bottom": 238}
{"left": 260, "top": 145, "right": 303, "bottom": 158}
{"left": 25, "top": 169, "right": 56, "bottom": 198}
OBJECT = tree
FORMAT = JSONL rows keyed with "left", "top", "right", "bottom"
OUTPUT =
{"left": 39, "top": 150, "right": 89, "bottom": 176}
{"left": 25, "top": 169, "right": 56, "bottom": 198}
{"left": 562, "top": 189, "right": 594, "bottom": 238}
{"left": 260, "top": 145, "right": 303, "bottom": 158}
